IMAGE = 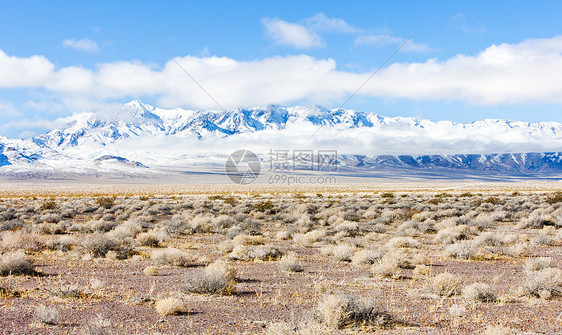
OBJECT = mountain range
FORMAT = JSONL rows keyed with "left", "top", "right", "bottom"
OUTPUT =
{"left": 1, "top": 100, "right": 562, "bottom": 180}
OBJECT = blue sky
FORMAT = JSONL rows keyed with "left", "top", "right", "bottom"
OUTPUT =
{"left": 1, "top": 0, "right": 562, "bottom": 138}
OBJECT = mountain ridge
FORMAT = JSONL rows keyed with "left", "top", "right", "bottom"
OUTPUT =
{"left": 1, "top": 100, "right": 562, "bottom": 178}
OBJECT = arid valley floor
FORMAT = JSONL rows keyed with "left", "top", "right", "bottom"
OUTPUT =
{"left": 0, "top": 182, "right": 561, "bottom": 334}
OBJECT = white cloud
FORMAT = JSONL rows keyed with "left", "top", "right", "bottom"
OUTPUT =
{"left": 306, "top": 13, "right": 359, "bottom": 33}
{"left": 17, "top": 130, "right": 38, "bottom": 138}
{"left": 359, "top": 36, "right": 562, "bottom": 104}
{"left": 261, "top": 17, "right": 323, "bottom": 49}
{"left": 1, "top": 35, "right": 562, "bottom": 110}
{"left": 261, "top": 13, "right": 358, "bottom": 49}
{"left": 0, "top": 116, "right": 74, "bottom": 134}
{"left": 0, "top": 50, "right": 54, "bottom": 87}
{"left": 260, "top": 14, "right": 432, "bottom": 53}
{"left": 32, "top": 112, "right": 562, "bottom": 157}
{"left": 449, "top": 14, "right": 486, "bottom": 34}
{"left": 354, "top": 34, "right": 433, "bottom": 53}
{"left": 62, "top": 38, "right": 99, "bottom": 52}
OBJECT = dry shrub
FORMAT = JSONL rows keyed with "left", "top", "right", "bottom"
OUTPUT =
{"left": 228, "top": 245, "right": 251, "bottom": 261}
{"left": 213, "top": 215, "right": 235, "bottom": 229}
{"left": 0, "top": 219, "right": 23, "bottom": 232}
{"left": 332, "top": 244, "right": 355, "bottom": 262}
{"left": 471, "top": 214, "right": 493, "bottom": 230}
{"left": 475, "top": 232, "right": 505, "bottom": 247}
{"left": 293, "top": 230, "right": 326, "bottom": 246}
{"left": 426, "top": 273, "right": 460, "bottom": 297}
{"left": 188, "top": 215, "right": 214, "bottom": 233}
{"left": 351, "top": 248, "right": 385, "bottom": 266}
{"left": 397, "top": 220, "right": 431, "bottom": 236}
{"left": 251, "top": 245, "right": 283, "bottom": 261}
{"left": 0, "top": 251, "right": 35, "bottom": 276}
{"left": 181, "top": 262, "right": 236, "bottom": 295}
{"left": 231, "top": 234, "right": 264, "bottom": 246}
{"left": 334, "top": 221, "right": 360, "bottom": 237}
{"left": 446, "top": 241, "right": 478, "bottom": 260}
{"left": 80, "top": 233, "right": 118, "bottom": 258}
{"left": 152, "top": 248, "right": 193, "bottom": 267}
{"left": 315, "top": 293, "right": 392, "bottom": 329}
{"left": 505, "top": 242, "right": 530, "bottom": 258}
{"left": 136, "top": 232, "right": 159, "bottom": 247}
{"left": 518, "top": 212, "right": 557, "bottom": 229}
{"left": 89, "top": 219, "right": 116, "bottom": 233}
{"left": 522, "top": 267, "right": 562, "bottom": 298}
{"left": 0, "top": 231, "right": 45, "bottom": 252}
{"left": 524, "top": 257, "right": 552, "bottom": 272}
{"left": 108, "top": 220, "right": 142, "bottom": 240}
{"left": 83, "top": 313, "right": 110, "bottom": 334}
{"left": 143, "top": 266, "right": 159, "bottom": 276}
{"left": 530, "top": 234, "right": 555, "bottom": 246}
{"left": 95, "top": 197, "right": 115, "bottom": 209}
{"left": 434, "top": 226, "right": 467, "bottom": 244}
{"left": 275, "top": 230, "right": 293, "bottom": 240}
{"left": 229, "top": 244, "right": 282, "bottom": 261}
{"left": 371, "top": 253, "right": 401, "bottom": 279}
{"left": 462, "top": 283, "right": 496, "bottom": 302}
{"left": 155, "top": 297, "right": 185, "bottom": 316}
{"left": 34, "top": 305, "right": 61, "bottom": 325}
{"left": 413, "top": 264, "right": 431, "bottom": 276}
{"left": 386, "top": 237, "right": 420, "bottom": 249}
{"left": 371, "top": 223, "right": 387, "bottom": 233}
{"left": 45, "top": 235, "right": 76, "bottom": 252}
{"left": 278, "top": 253, "right": 304, "bottom": 272}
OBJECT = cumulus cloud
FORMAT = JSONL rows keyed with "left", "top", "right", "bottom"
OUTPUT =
{"left": 261, "top": 17, "right": 323, "bottom": 49}
{"left": 1, "top": 35, "right": 562, "bottom": 110}
{"left": 62, "top": 38, "right": 99, "bottom": 52}
{"left": 0, "top": 51, "right": 54, "bottom": 87}
{"left": 361, "top": 36, "right": 562, "bottom": 104}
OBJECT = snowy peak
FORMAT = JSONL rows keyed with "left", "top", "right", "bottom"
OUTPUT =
{"left": 1, "top": 100, "right": 562, "bottom": 177}
{"left": 7, "top": 100, "right": 562, "bottom": 149}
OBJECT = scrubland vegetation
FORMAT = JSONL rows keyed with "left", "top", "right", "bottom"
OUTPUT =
{"left": 0, "top": 189, "right": 561, "bottom": 333}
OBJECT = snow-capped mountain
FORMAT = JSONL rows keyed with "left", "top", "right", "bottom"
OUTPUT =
{"left": 1, "top": 100, "right": 562, "bottom": 178}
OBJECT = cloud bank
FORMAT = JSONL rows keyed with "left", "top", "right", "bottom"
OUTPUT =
{"left": 1, "top": 35, "right": 562, "bottom": 111}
